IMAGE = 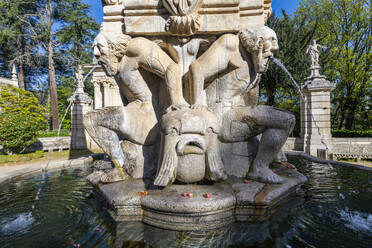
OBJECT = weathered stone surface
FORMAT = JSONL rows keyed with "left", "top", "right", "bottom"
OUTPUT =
{"left": 83, "top": 0, "right": 311, "bottom": 231}
{"left": 97, "top": 179, "right": 148, "bottom": 221}
{"left": 154, "top": 108, "right": 227, "bottom": 186}
{"left": 95, "top": 167, "right": 307, "bottom": 231}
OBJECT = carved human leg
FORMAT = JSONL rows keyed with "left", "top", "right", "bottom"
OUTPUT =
{"left": 84, "top": 105, "right": 158, "bottom": 175}
{"left": 242, "top": 105, "right": 295, "bottom": 183}
{"left": 219, "top": 105, "right": 295, "bottom": 183}
{"left": 84, "top": 108, "right": 128, "bottom": 173}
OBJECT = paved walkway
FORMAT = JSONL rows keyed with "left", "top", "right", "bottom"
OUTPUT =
{"left": 0, "top": 158, "right": 67, "bottom": 175}
{"left": 0, "top": 156, "right": 93, "bottom": 185}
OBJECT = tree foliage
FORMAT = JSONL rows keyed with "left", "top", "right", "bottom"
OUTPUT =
{"left": 260, "top": 11, "right": 317, "bottom": 135}
{"left": 0, "top": 85, "right": 47, "bottom": 154}
{"left": 0, "top": 0, "right": 99, "bottom": 131}
{"left": 295, "top": 0, "right": 372, "bottom": 130}
{"left": 0, "top": 0, "right": 40, "bottom": 89}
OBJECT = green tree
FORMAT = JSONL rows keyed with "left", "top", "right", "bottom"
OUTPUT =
{"left": 0, "top": 85, "right": 47, "bottom": 154}
{"left": 31, "top": 0, "right": 98, "bottom": 130}
{"left": 0, "top": 0, "right": 39, "bottom": 89}
{"left": 56, "top": 0, "right": 99, "bottom": 130}
{"left": 295, "top": 0, "right": 371, "bottom": 130}
{"left": 260, "top": 11, "right": 317, "bottom": 135}
{"left": 58, "top": 0, "right": 100, "bottom": 72}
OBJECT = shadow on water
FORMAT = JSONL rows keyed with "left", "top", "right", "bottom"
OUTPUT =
{"left": 0, "top": 158, "right": 372, "bottom": 248}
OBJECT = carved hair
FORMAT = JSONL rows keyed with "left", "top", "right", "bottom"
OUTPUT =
{"left": 102, "top": 0, "right": 122, "bottom": 5}
{"left": 98, "top": 31, "right": 131, "bottom": 59}
{"left": 239, "top": 26, "right": 276, "bottom": 52}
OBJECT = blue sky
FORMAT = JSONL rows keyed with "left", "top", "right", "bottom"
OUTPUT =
{"left": 84, "top": 0, "right": 300, "bottom": 23}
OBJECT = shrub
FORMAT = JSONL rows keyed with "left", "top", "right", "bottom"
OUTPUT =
{"left": 0, "top": 85, "right": 47, "bottom": 154}
{"left": 332, "top": 129, "right": 372, "bottom": 137}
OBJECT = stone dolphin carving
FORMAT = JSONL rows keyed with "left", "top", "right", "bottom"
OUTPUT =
{"left": 154, "top": 108, "right": 227, "bottom": 186}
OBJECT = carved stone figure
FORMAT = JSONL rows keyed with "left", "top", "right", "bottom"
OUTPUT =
{"left": 189, "top": 26, "right": 278, "bottom": 106}
{"left": 163, "top": 0, "right": 203, "bottom": 36}
{"left": 189, "top": 26, "right": 294, "bottom": 183}
{"left": 154, "top": 108, "right": 227, "bottom": 186}
{"left": 306, "top": 40, "right": 327, "bottom": 67}
{"left": 84, "top": 0, "right": 309, "bottom": 230}
{"left": 85, "top": 31, "right": 190, "bottom": 176}
{"left": 93, "top": 31, "right": 188, "bottom": 109}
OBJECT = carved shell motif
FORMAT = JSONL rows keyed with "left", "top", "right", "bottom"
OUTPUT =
{"left": 162, "top": 0, "right": 203, "bottom": 36}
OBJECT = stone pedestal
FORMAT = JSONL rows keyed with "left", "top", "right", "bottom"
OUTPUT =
{"left": 70, "top": 84, "right": 94, "bottom": 150}
{"left": 0, "top": 64, "right": 19, "bottom": 88}
{"left": 96, "top": 165, "right": 306, "bottom": 231}
{"left": 300, "top": 65, "right": 334, "bottom": 156}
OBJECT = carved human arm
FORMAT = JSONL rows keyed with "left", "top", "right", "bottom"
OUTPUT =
{"left": 318, "top": 44, "right": 328, "bottom": 49}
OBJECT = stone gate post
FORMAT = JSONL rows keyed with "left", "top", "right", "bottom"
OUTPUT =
{"left": 69, "top": 68, "right": 94, "bottom": 150}
{"left": 300, "top": 64, "right": 334, "bottom": 157}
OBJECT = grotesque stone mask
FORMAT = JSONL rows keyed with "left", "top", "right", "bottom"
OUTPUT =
{"left": 93, "top": 31, "right": 130, "bottom": 77}
{"left": 240, "top": 26, "right": 279, "bottom": 73}
{"left": 154, "top": 108, "right": 227, "bottom": 186}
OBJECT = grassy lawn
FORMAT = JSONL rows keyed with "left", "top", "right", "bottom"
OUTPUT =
{"left": 0, "top": 149, "right": 102, "bottom": 166}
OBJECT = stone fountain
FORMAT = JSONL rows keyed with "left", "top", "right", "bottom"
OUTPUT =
{"left": 84, "top": 0, "right": 307, "bottom": 231}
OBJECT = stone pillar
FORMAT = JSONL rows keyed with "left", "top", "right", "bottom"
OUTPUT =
{"left": 86, "top": 64, "right": 122, "bottom": 110}
{"left": 300, "top": 65, "right": 334, "bottom": 157}
{"left": 69, "top": 68, "right": 93, "bottom": 150}
{"left": 93, "top": 82, "right": 103, "bottom": 109}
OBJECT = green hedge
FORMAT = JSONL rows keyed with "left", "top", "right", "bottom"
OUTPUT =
{"left": 0, "top": 85, "right": 47, "bottom": 154}
{"left": 0, "top": 150, "right": 44, "bottom": 163}
{"left": 37, "top": 130, "right": 71, "bottom": 138}
{"left": 332, "top": 129, "right": 372, "bottom": 137}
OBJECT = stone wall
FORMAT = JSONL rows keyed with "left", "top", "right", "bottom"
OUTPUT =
{"left": 0, "top": 64, "right": 19, "bottom": 88}
{"left": 32, "top": 137, "right": 71, "bottom": 152}
{"left": 331, "top": 138, "right": 372, "bottom": 155}
{"left": 0, "top": 77, "right": 18, "bottom": 88}
{"left": 284, "top": 137, "right": 372, "bottom": 159}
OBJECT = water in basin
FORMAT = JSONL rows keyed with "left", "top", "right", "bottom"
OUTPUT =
{"left": 0, "top": 157, "right": 371, "bottom": 247}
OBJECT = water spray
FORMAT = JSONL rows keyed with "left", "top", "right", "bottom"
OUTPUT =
{"left": 270, "top": 57, "right": 330, "bottom": 152}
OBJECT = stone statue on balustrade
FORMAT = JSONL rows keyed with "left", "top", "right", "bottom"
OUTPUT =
{"left": 306, "top": 40, "right": 328, "bottom": 67}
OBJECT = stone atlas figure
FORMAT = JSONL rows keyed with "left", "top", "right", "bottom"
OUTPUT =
{"left": 83, "top": 0, "right": 307, "bottom": 230}
{"left": 85, "top": 31, "right": 189, "bottom": 175}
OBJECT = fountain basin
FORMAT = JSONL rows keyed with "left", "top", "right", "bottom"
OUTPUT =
{"left": 96, "top": 165, "right": 307, "bottom": 231}
{"left": 1, "top": 157, "right": 372, "bottom": 247}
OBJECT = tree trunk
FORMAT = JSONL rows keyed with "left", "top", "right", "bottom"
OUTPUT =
{"left": 265, "top": 81, "right": 276, "bottom": 106}
{"left": 47, "top": 0, "right": 59, "bottom": 130}
{"left": 48, "top": 38, "right": 59, "bottom": 130}
{"left": 345, "top": 101, "right": 357, "bottom": 130}
{"left": 338, "top": 110, "right": 345, "bottom": 129}
{"left": 16, "top": 36, "right": 25, "bottom": 89}
{"left": 17, "top": 60, "right": 25, "bottom": 89}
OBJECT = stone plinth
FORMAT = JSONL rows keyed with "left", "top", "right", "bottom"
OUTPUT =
{"left": 300, "top": 67, "right": 335, "bottom": 156}
{"left": 95, "top": 166, "right": 306, "bottom": 231}
{"left": 69, "top": 78, "right": 99, "bottom": 151}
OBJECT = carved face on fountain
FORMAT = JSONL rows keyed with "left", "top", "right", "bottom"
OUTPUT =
{"left": 240, "top": 26, "right": 279, "bottom": 73}
{"left": 154, "top": 108, "right": 227, "bottom": 186}
{"left": 93, "top": 31, "right": 130, "bottom": 77}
